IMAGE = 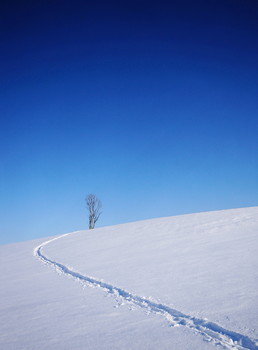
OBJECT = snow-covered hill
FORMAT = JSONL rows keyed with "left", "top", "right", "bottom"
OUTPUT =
{"left": 1, "top": 207, "right": 258, "bottom": 349}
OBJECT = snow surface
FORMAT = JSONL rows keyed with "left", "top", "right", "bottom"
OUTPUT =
{"left": 0, "top": 207, "right": 258, "bottom": 349}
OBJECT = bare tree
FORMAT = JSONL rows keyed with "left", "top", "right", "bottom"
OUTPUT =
{"left": 86, "top": 194, "right": 102, "bottom": 229}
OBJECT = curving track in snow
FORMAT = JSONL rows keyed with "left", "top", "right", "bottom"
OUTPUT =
{"left": 34, "top": 233, "right": 258, "bottom": 350}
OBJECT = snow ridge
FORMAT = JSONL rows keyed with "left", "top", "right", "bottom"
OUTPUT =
{"left": 34, "top": 233, "right": 258, "bottom": 350}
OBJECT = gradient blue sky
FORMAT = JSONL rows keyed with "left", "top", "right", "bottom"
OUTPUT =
{"left": 1, "top": 0, "right": 258, "bottom": 244}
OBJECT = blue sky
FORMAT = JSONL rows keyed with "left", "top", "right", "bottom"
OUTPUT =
{"left": 1, "top": 0, "right": 258, "bottom": 244}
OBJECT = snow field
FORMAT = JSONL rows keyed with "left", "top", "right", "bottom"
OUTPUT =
{"left": 1, "top": 207, "right": 258, "bottom": 349}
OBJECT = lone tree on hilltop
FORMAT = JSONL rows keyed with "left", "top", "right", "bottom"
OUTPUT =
{"left": 86, "top": 194, "right": 102, "bottom": 229}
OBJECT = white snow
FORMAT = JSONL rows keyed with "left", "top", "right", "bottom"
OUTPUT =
{"left": 0, "top": 207, "right": 258, "bottom": 349}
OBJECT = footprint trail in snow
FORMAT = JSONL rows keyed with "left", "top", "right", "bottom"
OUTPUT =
{"left": 34, "top": 233, "right": 258, "bottom": 350}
